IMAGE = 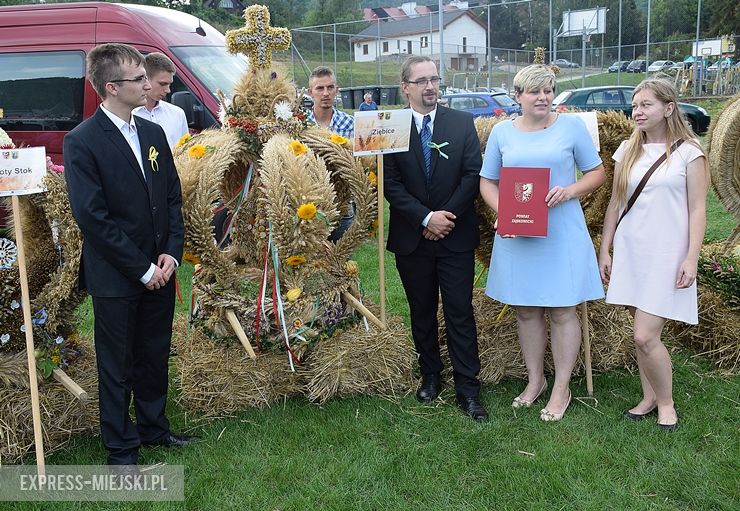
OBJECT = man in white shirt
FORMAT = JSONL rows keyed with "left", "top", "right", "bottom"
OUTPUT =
{"left": 133, "top": 52, "right": 188, "bottom": 148}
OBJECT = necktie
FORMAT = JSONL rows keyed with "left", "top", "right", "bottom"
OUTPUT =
{"left": 420, "top": 114, "right": 432, "bottom": 180}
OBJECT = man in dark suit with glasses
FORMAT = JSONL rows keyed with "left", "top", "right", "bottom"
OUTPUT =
{"left": 384, "top": 56, "right": 487, "bottom": 421}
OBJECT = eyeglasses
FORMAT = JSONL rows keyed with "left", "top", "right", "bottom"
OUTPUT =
{"left": 405, "top": 76, "right": 441, "bottom": 86}
{"left": 109, "top": 75, "right": 149, "bottom": 84}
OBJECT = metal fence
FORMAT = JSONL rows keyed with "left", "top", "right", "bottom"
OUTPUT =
{"left": 283, "top": 0, "right": 738, "bottom": 99}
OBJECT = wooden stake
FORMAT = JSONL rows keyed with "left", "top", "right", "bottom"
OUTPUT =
{"left": 342, "top": 291, "right": 386, "bottom": 331}
{"left": 376, "top": 155, "right": 387, "bottom": 327}
{"left": 581, "top": 302, "right": 593, "bottom": 396}
{"left": 12, "top": 195, "right": 46, "bottom": 475}
{"left": 225, "top": 310, "right": 257, "bottom": 360}
{"left": 52, "top": 368, "right": 88, "bottom": 401}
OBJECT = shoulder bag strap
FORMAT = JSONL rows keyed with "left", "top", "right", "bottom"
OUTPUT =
{"left": 616, "top": 139, "right": 684, "bottom": 228}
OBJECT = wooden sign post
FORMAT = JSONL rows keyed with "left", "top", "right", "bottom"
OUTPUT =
{"left": 353, "top": 109, "right": 413, "bottom": 329}
{"left": 1, "top": 146, "right": 49, "bottom": 475}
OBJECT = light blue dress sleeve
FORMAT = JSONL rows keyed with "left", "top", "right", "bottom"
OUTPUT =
{"left": 570, "top": 116, "right": 603, "bottom": 172}
{"left": 480, "top": 123, "right": 504, "bottom": 180}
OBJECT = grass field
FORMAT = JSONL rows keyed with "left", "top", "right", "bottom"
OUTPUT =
{"left": 6, "top": 101, "right": 739, "bottom": 510}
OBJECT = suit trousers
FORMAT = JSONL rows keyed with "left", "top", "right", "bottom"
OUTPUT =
{"left": 395, "top": 239, "right": 481, "bottom": 398}
{"left": 92, "top": 280, "right": 175, "bottom": 464}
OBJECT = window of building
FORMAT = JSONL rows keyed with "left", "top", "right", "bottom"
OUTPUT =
{"left": 462, "top": 37, "right": 467, "bottom": 53}
{"left": 407, "top": 41, "right": 412, "bottom": 54}
{"left": 383, "top": 41, "right": 389, "bottom": 53}
{"left": 0, "top": 51, "right": 85, "bottom": 131}
{"left": 421, "top": 36, "right": 428, "bottom": 49}
{"left": 363, "top": 44, "right": 369, "bottom": 55}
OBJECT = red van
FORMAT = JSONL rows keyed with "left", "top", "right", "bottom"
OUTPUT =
{"left": 0, "top": 2, "right": 248, "bottom": 162}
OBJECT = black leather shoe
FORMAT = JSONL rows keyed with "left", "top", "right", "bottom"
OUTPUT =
{"left": 142, "top": 433, "right": 201, "bottom": 448}
{"left": 457, "top": 396, "right": 488, "bottom": 422}
{"left": 108, "top": 464, "right": 141, "bottom": 478}
{"left": 416, "top": 373, "right": 441, "bottom": 403}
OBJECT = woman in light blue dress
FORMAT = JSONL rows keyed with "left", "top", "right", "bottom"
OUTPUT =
{"left": 479, "top": 65, "right": 606, "bottom": 421}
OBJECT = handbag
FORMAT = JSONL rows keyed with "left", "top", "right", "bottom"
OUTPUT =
{"left": 616, "top": 139, "right": 684, "bottom": 228}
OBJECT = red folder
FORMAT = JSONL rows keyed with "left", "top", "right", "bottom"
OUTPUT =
{"left": 497, "top": 167, "right": 550, "bottom": 237}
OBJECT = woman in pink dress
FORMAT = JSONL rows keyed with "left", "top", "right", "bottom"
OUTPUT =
{"left": 599, "top": 79, "right": 708, "bottom": 431}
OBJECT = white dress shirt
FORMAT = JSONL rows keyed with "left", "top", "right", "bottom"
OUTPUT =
{"left": 133, "top": 100, "right": 189, "bottom": 148}
{"left": 411, "top": 107, "right": 438, "bottom": 227}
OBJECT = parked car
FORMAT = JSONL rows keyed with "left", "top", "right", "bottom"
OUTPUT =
{"left": 648, "top": 60, "right": 674, "bottom": 72}
{"left": 442, "top": 92, "right": 521, "bottom": 118}
{"left": 551, "top": 58, "right": 580, "bottom": 68}
{"left": 608, "top": 61, "right": 630, "bottom": 73}
{"left": 471, "top": 86, "right": 509, "bottom": 94}
{"left": 626, "top": 60, "right": 648, "bottom": 72}
{"left": 551, "top": 85, "right": 710, "bottom": 134}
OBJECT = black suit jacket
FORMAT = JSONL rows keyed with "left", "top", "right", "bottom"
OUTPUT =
{"left": 64, "top": 107, "right": 184, "bottom": 297}
{"left": 383, "top": 106, "right": 482, "bottom": 256}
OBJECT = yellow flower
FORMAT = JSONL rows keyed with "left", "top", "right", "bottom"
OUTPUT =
{"left": 51, "top": 355, "right": 61, "bottom": 364}
{"left": 286, "top": 288, "right": 302, "bottom": 301}
{"left": 292, "top": 318, "right": 303, "bottom": 328}
{"left": 330, "top": 133, "right": 349, "bottom": 145}
{"left": 296, "top": 202, "right": 317, "bottom": 220}
{"left": 344, "top": 260, "right": 359, "bottom": 276}
{"left": 288, "top": 140, "right": 308, "bottom": 156}
{"left": 188, "top": 144, "right": 207, "bottom": 159}
{"left": 367, "top": 171, "right": 378, "bottom": 187}
{"left": 176, "top": 133, "right": 192, "bottom": 148}
{"left": 286, "top": 255, "right": 306, "bottom": 266}
{"left": 183, "top": 252, "right": 201, "bottom": 265}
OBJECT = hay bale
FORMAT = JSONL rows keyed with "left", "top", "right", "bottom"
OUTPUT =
{"left": 707, "top": 94, "right": 740, "bottom": 220}
{"left": 668, "top": 285, "right": 740, "bottom": 374}
{"left": 437, "top": 289, "right": 637, "bottom": 385}
{"left": 0, "top": 341, "right": 99, "bottom": 464}
{"left": 304, "top": 314, "right": 414, "bottom": 403}
{"left": 175, "top": 301, "right": 415, "bottom": 412}
{"left": 172, "top": 319, "right": 303, "bottom": 418}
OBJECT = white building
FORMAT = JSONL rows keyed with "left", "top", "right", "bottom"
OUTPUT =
{"left": 352, "top": 10, "right": 488, "bottom": 72}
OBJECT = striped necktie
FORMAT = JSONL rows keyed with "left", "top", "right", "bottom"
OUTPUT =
{"left": 420, "top": 114, "right": 432, "bottom": 180}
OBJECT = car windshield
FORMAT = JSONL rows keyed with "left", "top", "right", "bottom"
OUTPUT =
{"left": 492, "top": 93, "right": 516, "bottom": 106}
{"left": 170, "top": 46, "right": 248, "bottom": 99}
{"left": 552, "top": 91, "right": 571, "bottom": 106}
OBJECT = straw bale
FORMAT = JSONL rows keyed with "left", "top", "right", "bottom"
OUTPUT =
{"left": 304, "top": 312, "right": 414, "bottom": 403}
{"left": 668, "top": 285, "right": 740, "bottom": 374}
{"left": 172, "top": 319, "right": 303, "bottom": 417}
{"left": 707, "top": 94, "right": 740, "bottom": 221}
{"left": 0, "top": 340, "right": 99, "bottom": 464}
{"left": 437, "top": 289, "right": 637, "bottom": 385}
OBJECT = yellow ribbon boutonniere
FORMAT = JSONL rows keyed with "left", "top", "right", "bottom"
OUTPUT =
{"left": 148, "top": 146, "right": 159, "bottom": 172}
{"left": 427, "top": 141, "right": 449, "bottom": 160}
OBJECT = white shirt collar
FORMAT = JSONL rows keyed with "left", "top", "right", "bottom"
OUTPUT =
{"left": 411, "top": 106, "right": 437, "bottom": 132}
{"left": 100, "top": 104, "right": 136, "bottom": 133}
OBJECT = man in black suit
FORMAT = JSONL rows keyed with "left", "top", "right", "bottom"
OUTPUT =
{"left": 64, "top": 44, "right": 196, "bottom": 467}
{"left": 384, "top": 56, "right": 487, "bottom": 421}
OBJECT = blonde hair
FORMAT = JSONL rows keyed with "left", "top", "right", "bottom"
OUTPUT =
{"left": 513, "top": 64, "right": 556, "bottom": 94}
{"left": 614, "top": 79, "right": 704, "bottom": 203}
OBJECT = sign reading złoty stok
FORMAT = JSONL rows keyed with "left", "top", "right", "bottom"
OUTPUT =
{"left": 353, "top": 109, "right": 412, "bottom": 156}
{"left": 0, "top": 147, "right": 47, "bottom": 197}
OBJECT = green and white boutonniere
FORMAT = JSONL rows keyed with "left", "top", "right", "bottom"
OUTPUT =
{"left": 426, "top": 141, "right": 449, "bottom": 159}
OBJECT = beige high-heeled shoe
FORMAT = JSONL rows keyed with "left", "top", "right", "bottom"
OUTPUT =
{"left": 511, "top": 380, "right": 548, "bottom": 409}
{"left": 540, "top": 390, "right": 572, "bottom": 422}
